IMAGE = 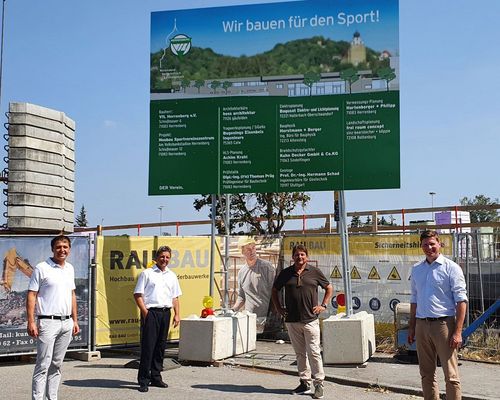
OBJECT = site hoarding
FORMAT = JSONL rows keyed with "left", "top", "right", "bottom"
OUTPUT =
{"left": 283, "top": 234, "right": 453, "bottom": 322}
{"left": 0, "top": 236, "right": 90, "bottom": 355}
{"left": 149, "top": 0, "right": 400, "bottom": 195}
{"left": 95, "top": 236, "right": 219, "bottom": 346}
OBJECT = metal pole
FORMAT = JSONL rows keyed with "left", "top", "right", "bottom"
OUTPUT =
{"left": 158, "top": 206, "right": 163, "bottom": 236}
{"left": 224, "top": 194, "right": 230, "bottom": 308}
{"left": 209, "top": 194, "right": 216, "bottom": 297}
{"left": 465, "top": 234, "right": 470, "bottom": 327}
{"left": 338, "top": 190, "right": 353, "bottom": 316}
{"left": 0, "top": 0, "right": 7, "bottom": 113}
{"left": 90, "top": 232, "right": 97, "bottom": 351}
{"left": 474, "top": 231, "right": 485, "bottom": 313}
{"left": 429, "top": 192, "right": 436, "bottom": 220}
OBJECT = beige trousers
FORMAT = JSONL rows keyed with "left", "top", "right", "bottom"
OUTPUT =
{"left": 415, "top": 317, "right": 461, "bottom": 400}
{"left": 286, "top": 319, "right": 325, "bottom": 384}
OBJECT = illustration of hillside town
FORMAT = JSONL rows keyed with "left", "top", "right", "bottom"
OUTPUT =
{"left": 151, "top": 24, "right": 399, "bottom": 100}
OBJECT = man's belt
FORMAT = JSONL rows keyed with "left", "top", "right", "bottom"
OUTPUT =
{"left": 38, "top": 315, "right": 71, "bottom": 320}
{"left": 417, "top": 316, "right": 450, "bottom": 321}
{"left": 148, "top": 307, "right": 171, "bottom": 312}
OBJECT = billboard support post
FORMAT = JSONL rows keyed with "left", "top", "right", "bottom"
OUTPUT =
{"left": 338, "top": 190, "right": 353, "bottom": 316}
{"left": 223, "top": 194, "right": 230, "bottom": 309}
{"left": 209, "top": 194, "right": 216, "bottom": 297}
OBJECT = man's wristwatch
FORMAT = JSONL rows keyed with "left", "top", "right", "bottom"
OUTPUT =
{"left": 321, "top": 303, "right": 327, "bottom": 308}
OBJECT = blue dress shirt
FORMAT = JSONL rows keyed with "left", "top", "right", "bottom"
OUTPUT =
{"left": 410, "top": 254, "right": 467, "bottom": 318}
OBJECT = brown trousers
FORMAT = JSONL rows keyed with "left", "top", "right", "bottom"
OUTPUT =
{"left": 415, "top": 317, "right": 461, "bottom": 400}
{"left": 286, "top": 319, "right": 325, "bottom": 384}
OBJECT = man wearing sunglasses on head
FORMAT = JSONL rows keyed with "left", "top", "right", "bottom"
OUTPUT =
{"left": 272, "top": 244, "right": 333, "bottom": 399}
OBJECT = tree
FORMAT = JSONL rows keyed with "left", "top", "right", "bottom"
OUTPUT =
{"left": 378, "top": 66, "right": 396, "bottom": 91}
{"left": 364, "top": 215, "right": 372, "bottom": 226}
{"left": 194, "top": 79, "right": 205, "bottom": 93}
{"left": 75, "top": 205, "right": 88, "bottom": 227}
{"left": 350, "top": 215, "right": 361, "bottom": 228}
{"left": 340, "top": 67, "right": 359, "bottom": 94}
{"left": 180, "top": 77, "right": 191, "bottom": 92}
{"left": 222, "top": 80, "right": 233, "bottom": 94}
{"left": 303, "top": 71, "right": 321, "bottom": 96}
{"left": 193, "top": 192, "right": 310, "bottom": 234}
{"left": 379, "top": 216, "right": 391, "bottom": 225}
{"left": 209, "top": 80, "right": 221, "bottom": 94}
{"left": 459, "top": 195, "right": 499, "bottom": 223}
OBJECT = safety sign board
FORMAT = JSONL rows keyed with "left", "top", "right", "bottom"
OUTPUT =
{"left": 330, "top": 265, "right": 342, "bottom": 279}
{"left": 368, "top": 266, "right": 381, "bottom": 279}
{"left": 387, "top": 266, "right": 401, "bottom": 280}
{"left": 350, "top": 266, "right": 361, "bottom": 279}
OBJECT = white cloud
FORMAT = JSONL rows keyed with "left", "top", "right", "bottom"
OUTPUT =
{"left": 103, "top": 120, "right": 117, "bottom": 128}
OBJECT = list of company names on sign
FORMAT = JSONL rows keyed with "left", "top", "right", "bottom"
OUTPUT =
{"left": 149, "top": 91, "right": 399, "bottom": 195}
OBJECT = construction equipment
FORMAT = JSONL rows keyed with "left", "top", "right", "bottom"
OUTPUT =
{"left": 1, "top": 247, "right": 33, "bottom": 292}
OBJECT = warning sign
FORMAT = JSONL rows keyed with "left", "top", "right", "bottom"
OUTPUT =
{"left": 368, "top": 266, "right": 381, "bottom": 280}
{"left": 330, "top": 266, "right": 342, "bottom": 279}
{"left": 351, "top": 266, "right": 361, "bottom": 279}
{"left": 387, "top": 266, "right": 402, "bottom": 280}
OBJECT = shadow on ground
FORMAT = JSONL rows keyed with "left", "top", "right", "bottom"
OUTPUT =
{"left": 192, "top": 384, "right": 290, "bottom": 395}
{"left": 63, "top": 378, "right": 137, "bottom": 390}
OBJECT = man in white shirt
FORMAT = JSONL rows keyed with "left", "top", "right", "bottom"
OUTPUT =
{"left": 408, "top": 230, "right": 467, "bottom": 400}
{"left": 134, "top": 245, "right": 181, "bottom": 393}
{"left": 26, "top": 235, "right": 80, "bottom": 400}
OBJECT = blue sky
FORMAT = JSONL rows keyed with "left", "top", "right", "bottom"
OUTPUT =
{"left": 151, "top": 0, "right": 398, "bottom": 56}
{"left": 1, "top": 0, "right": 498, "bottom": 235}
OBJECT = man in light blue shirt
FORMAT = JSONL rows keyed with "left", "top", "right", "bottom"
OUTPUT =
{"left": 408, "top": 230, "right": 467, "bottom": 400}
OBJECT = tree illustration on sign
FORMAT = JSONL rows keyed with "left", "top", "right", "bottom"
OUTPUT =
{"left": 377, "top": 67, "right": 396, "bottom": 91}
{"left": 222, "top": 80, "right": 233, "bottom": 94}
{"left": 194, "top": 79, "right": 205, "bottom": 93}
{"left": 210, "top": 80, "right": 221, "bottom": 94}
{"left": 303, "top": 71, "right": 321, "bottom": 96}
{"left": 180, "top": 77, "right": 191, "bottom": 92}
{"left": 340, "top": 68, "right": 359, "bottom": 94}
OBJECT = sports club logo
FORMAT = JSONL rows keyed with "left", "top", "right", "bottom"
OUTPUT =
{"left": 169, "top": 34, "right": 192, "bottom": 57}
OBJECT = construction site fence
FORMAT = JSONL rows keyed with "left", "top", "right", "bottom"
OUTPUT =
{"left": 1, "top": 231, "right": 498, "bottom": 357}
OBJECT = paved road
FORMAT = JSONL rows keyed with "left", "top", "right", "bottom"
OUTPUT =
{"left": 2, "top": 356, "right": 419, "bottom": 400}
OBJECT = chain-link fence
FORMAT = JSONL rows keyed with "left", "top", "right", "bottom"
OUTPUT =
{"left": 456, "top": 232, "right": 499, "bottom": 360}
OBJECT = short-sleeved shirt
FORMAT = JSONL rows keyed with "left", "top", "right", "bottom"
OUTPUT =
{"left": 28, "top": 258, "right": 76, "bottom": 316}
{"left": 134, "top": 265, "right": 182, "bottom": 308}
{"left": 273, "top": 264, "right": 330, "bottom": 323}
{"left": 237, "top": 258, "right": 275, "bottom": 318}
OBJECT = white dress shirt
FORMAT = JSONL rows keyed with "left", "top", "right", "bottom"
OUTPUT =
{"left": 134, "top": 265, "right": 182, "bottom": 308}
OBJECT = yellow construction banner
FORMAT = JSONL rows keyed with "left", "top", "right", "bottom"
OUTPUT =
{"left": 96, "top": 236, "right": 219, "bottom": 346}
{"left": 283, "top": 234, "right": 453, "bottom": 321}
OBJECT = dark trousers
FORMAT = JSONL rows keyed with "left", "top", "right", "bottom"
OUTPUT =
{"left": 137, "top": 308, "right": 171, "bottom": 386}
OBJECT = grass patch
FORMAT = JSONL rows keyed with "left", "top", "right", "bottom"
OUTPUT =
{"left": 460, "top": 329, "right": 500, "bottom": 363}
{"left": 375, "top": 322, "right": 395, "bottom": 353}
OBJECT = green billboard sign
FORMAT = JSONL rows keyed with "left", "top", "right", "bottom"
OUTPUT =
{"left": 150, "top": 0, "right": 400, "bottom": 195}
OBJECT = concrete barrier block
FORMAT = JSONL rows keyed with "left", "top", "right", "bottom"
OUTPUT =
{"left": 8, "top": 182, "right": 65, "bottom": 198}
{"left": 8, "top": 147, "right": 64, "bottom": 166}
{"left": 179, "top": 317, "right": 234, "bottom": 362}
{"left": 322, "top": 311, "right": 376, "bottom": 364}
{"left": 9, "top": 113, "right": 69, "bottom": 135}
{"left": 8, "top": 124, "right": 63, "bottom": 144}
{"left": 9, "top": 136, "right": 65, "bottom": 154}
{"left": 8, "top": 159, "right": 64, "bottom": 176}
{"left": 8, "top": 205, "right": 66, "bottom": 219}
{"left": 9, "top": 102, "right": 75, "bottom": 131}
{"left": 8, "top": 216, "right": 74, "bottom": 233}
{"left": 68, "top": 351, "right": 101, "bottom": 362}
{"left": 232, "top": 312, "right": 257, "bottom": 355}
{"left": 8, "top": 194, "right": 64, "bottom": 209}
{"left": 8, "top": 170, "right": 63, "bottom": 187}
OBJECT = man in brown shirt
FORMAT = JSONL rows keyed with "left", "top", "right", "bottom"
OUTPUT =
{"left": 272, "top": 244, "right": 333, "bottom": 399}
